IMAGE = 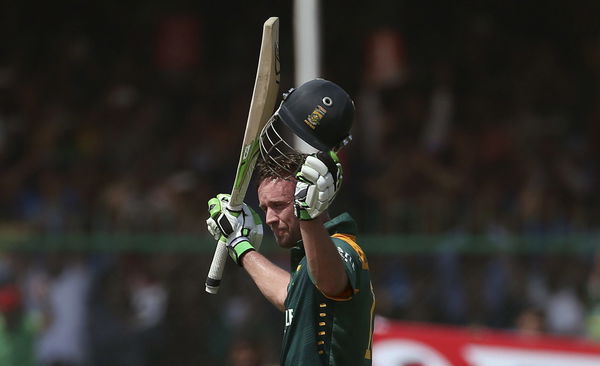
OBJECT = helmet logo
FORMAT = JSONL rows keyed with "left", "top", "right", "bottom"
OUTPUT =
{"left": 304, "top": 105, "right": 327, "bottom": 130}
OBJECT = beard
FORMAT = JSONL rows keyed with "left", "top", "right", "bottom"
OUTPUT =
{"left": 272, "top": 226, "right": 300, "bottom": 248}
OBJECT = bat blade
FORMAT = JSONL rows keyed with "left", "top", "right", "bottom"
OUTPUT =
{"left": 206, "top": 17, "right": 280, "bottom": 294}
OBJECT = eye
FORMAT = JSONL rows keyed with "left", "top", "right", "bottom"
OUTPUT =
{"left": 272, "top": 201, "right": 291, "bottom": 211}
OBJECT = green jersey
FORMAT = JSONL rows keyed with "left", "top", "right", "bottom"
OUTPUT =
{"left": 281, "top": 213, "right": 375, "bottom": 366}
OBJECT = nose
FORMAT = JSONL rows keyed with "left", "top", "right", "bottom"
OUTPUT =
{"left": 265, "top": 209, "right": 278, "bottom": 227}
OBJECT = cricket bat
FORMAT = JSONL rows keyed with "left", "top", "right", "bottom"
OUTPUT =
{"left": 205, "top": 17, "right": 280, "bottom": 294}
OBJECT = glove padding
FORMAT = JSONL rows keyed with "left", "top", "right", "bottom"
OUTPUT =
{"left": 206, "top": 194, "right": 263, "bottom": 266}
{"left": 294, "top": 151, "right": 343, "bottom": 220}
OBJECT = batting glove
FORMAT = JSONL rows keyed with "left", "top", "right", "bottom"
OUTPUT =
{"left": 206, "top": 194, "right": 263, "bottom": 266}
{"left": 294, "top": 151, "right": 343, "bottom": 221}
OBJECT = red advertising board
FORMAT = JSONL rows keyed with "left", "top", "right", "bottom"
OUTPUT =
{"left": 373, "top": 317, "right": 600, "bottom": 366}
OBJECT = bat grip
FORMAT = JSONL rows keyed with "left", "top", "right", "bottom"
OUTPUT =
{"left": 205, "top": 239, "right": 229, "bottom": 294}
{"left": 205, "top": 202, "right": 243, "bottom": 294}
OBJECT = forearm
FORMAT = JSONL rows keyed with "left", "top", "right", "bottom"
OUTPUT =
{"left": 241, "top": 250, "right": 290, "bottom": 312}
{"left": 300, "top": 218, "right": 349, "bottom": 297}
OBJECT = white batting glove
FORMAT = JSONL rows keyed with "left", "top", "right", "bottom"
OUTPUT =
{"left": 206, "top": 194, "right": 263, "bottom": 265}
{"left": 294, "top": 151, "right": 343, "bottom": 221}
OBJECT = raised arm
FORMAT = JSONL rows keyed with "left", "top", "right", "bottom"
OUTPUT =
{"left": 241, "top": 251, "right": 290, "bottom": 311}
{"left": 206, "top": 193, "right": 290, "bottom": 311}
{"left": 294, "top": 151, "right": 351, "bottom": 298}
{"left": 300, "top": 219, "right": 350, "bottom": 298}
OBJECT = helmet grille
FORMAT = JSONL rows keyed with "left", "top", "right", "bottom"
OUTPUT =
{"left": 259, "top": 115, "right": 306, "bottom": 179}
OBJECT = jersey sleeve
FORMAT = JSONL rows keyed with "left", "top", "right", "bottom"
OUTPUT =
{"left": 298, "top": 233, "right": 367, "bottom": 302}
{"left": 332, "top": 233, "right": 369, "bottom": 290}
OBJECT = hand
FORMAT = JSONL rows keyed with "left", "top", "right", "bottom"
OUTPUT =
{"left": 294, "top": 151, "right": 343, "bottom": 220}
{"left": 206, "top": 194, "right": 263, "bottom": 265}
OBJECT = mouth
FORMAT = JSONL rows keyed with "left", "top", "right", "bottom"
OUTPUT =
{"left": 268, "top": 224, "right": 285, "bottom": 236}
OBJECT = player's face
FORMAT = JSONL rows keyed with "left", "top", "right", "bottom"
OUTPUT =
{"left": 258, "top": 178, "right": 301, "bottom": 248}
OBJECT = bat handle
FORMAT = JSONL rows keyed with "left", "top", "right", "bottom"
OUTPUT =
{"left": 205, "top": 239, "right": 229, "bottom": 294}
{"left": 205, "top": 202, "right": 241, "bottom": 294}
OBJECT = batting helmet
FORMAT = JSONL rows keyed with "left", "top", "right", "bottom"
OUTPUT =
{"left": 277, "top": 78, "right": 355, "bottom": 151}
{"left": 258, "top": 78, "right": 355, "bottom": 178}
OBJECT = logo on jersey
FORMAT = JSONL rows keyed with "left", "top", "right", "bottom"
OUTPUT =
{"left": 285, "top": 308, "right": 294, "bottom": 327}
{"left": 337, "top": 247, "right": 355, "bottom": 271}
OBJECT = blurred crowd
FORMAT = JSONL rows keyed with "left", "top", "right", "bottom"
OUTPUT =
{"left": 1, "top": 0, "right": 600, "bottom": 365}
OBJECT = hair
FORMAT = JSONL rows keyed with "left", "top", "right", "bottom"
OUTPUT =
{"left": 256, "top": 153, "right": 306, "bottom": 183}
{"left": 255, "top": 153, "right": 332, "bottom": 222}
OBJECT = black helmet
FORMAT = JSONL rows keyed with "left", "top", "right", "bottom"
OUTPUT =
{"left": 277, "top": 79, "right": 355, "bottom": 151}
